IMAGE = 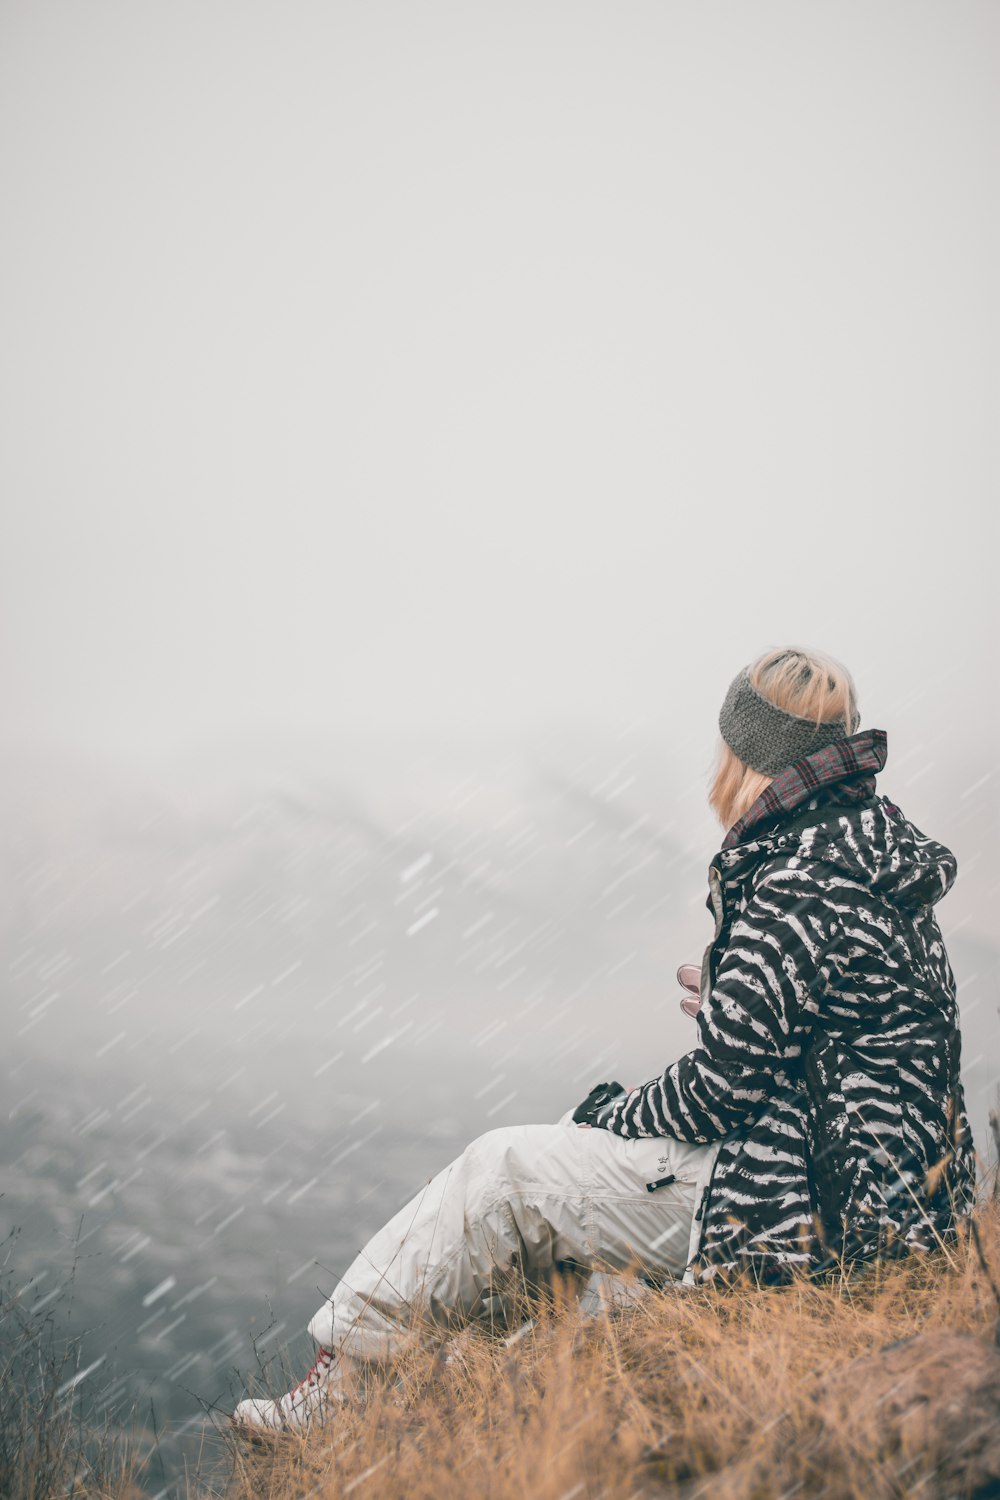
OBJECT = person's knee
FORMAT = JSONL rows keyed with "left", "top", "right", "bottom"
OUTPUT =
{"left": 464, "top": 1126, "right": 518, "bottom": 1175}
{"left": 463, "top": 1124, "right": 569, "bottom": 1192}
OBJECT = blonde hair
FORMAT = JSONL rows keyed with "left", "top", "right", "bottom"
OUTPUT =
{"left": 708, "top": 645, "right": 860, "bottom": 834}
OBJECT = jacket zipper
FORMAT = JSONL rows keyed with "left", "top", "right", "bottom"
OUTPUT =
{"left": 700, "top": 865, "right": 726, "bottom": 1004}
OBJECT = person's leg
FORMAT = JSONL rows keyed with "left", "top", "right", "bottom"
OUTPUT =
{"left": 233, "top": 1119, "right": 716, "bottom": 1431}
{"left": 307, "top": 1120, "right": 713, "bottom": 1360}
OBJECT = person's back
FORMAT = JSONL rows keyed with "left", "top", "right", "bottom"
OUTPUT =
{"left": 806, "top": 790, "right": 973, "bottom": 1259}
{"left": 693, "top": 774, "right": 976, "bottom": 1280}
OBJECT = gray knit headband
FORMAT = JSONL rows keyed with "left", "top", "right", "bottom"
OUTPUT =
{"left": 719, "top": 665, "right": 860, "bottom": 776}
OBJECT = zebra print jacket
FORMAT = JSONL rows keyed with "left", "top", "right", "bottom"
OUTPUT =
{"left": 601, "top": 727, "right": 977, "bottom": 1284}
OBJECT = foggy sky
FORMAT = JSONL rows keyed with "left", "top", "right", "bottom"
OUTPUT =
{"left": 1, "top": 1, "right": 997, "bottom": 772}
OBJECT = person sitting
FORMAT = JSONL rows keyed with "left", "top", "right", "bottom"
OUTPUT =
{"left": 231, "top": 644, "right": 977, "bottom": 1434}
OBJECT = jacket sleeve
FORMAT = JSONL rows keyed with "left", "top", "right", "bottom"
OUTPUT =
{"left": 601, "top": 865, "right": 842, "bottom": 1143}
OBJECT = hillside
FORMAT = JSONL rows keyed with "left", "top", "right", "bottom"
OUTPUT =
{"left": 6, "top": 1188, "right": 1000, "bottom": 1500}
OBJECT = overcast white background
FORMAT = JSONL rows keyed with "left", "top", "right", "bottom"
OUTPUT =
{"left": 1, "top": 7, "right": 998, "bottom": 1483}
{"left": 1, "top": 0, "right": 996, "bottom": 766}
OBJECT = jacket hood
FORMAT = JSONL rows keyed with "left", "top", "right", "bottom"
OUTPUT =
{"left": 713, "top": 728, "right": 957, "bottom": 911}
{"left": 811, "top": 801, "right": 956, "bottom": 910}
{"left": 719, "top": 796, "right": 958, "bottom": 912}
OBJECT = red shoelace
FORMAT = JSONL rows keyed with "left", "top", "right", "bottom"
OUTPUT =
{"left": 290, "top": 1346, "right": 335, "bottom": 1400}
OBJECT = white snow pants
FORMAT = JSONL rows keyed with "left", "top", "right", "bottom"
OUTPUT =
{"left": 307, "top": 1111, "right": 721, "bottom": 1363}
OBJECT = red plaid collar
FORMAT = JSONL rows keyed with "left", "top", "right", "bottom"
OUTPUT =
{"left": 720, "top": 728, "right": 888, "bottom": 851}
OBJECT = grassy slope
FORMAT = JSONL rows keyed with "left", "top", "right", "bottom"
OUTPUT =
{"left": 220, "top": 1197, "right": 1000, "bottom": 1500}
{"left": 5, "top": 1198, "right": 998, "bottom": 1499}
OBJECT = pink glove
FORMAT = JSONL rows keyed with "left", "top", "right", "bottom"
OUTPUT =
{"left": 677, "top": 963, "right": 701, "bottom": 1017}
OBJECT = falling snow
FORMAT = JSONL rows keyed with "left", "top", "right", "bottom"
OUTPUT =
{"left": 1, "top": 732, "right": 997, "bottom": 1493}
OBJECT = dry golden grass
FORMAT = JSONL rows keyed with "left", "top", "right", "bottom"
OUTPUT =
{"left": 217, "top": 1197, "right": 1000, "bottom": 1500}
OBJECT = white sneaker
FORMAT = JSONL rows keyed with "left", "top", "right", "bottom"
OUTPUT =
{"left": 231, "top": 1346, "right": 349, "bottom": 1435}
